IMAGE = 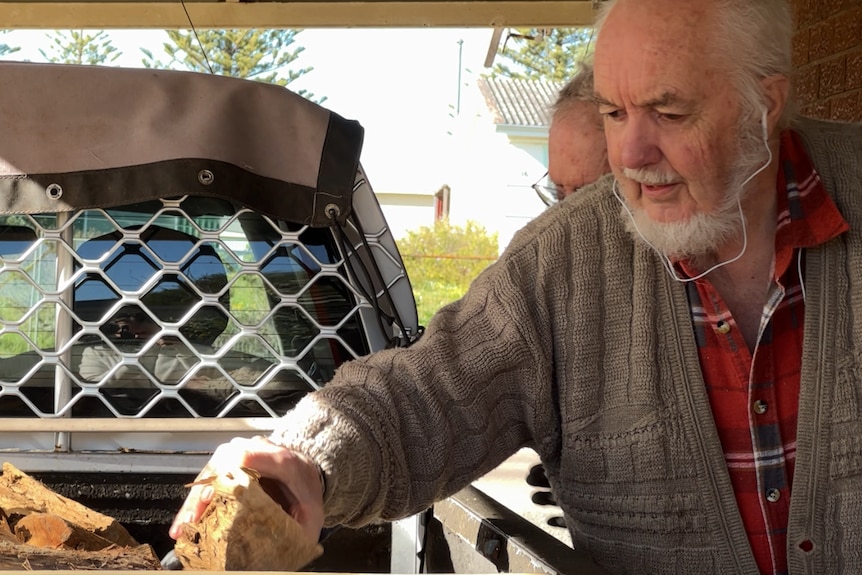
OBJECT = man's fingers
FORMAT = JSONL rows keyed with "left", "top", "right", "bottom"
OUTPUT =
{"left": 167, "top": 442, "right": 244, "bottom": 540}
{"left": 243, "top": 443, "right": 325, "bottom": 543}
{"left": 168, "top": 482, "right": 215, "bottom": 539}
{"left": 168, "top": 437, "right": 324, "bottom": 545}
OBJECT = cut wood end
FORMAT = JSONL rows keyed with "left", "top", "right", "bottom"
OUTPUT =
{"left": 0, "top": 462, "right": 138, "bottom": 548}
{"left": 174, "top": 468, "right": 323, "bottom": 571}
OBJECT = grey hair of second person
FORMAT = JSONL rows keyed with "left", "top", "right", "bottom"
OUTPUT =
{"left": 593, "top": 0, "right": 797, "bottom": 129}
{"left": 550, "top": 61, "right": 595, "bottom": 117}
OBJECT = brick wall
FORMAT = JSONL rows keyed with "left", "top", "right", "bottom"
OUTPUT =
{"left": 791, "top": 0, "right": 862, "bottom": 121}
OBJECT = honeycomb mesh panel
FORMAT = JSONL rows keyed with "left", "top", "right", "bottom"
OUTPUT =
{"left": 0, "top": 197, "right": 375, "bottom": 423}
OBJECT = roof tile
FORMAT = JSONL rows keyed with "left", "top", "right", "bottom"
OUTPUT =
{"left": 478, "top": 76, "right": 563, "bottom": 127}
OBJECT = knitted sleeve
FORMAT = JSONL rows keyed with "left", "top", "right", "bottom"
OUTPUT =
{"left": 269, "top": 231, "right": 558, "bottom": 527}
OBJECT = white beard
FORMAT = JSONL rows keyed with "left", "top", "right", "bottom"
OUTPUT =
{"left": 620, "top": 117, "right": 769, "bottom": 262}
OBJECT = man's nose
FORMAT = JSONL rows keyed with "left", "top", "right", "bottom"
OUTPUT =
{"left": 619, "top": 116, "right": 661, "bottom": 171}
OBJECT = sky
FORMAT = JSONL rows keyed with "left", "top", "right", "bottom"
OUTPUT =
{"left": 3, "top": 28, "right": 501, "bottom": 193}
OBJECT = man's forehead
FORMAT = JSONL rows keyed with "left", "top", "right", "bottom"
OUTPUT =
{"left": 592, "top": 4, "right": 722, "bottom": 107}
{"left": 593, "top": 0, "right": 717, "bottom": 63}
{"left": 598, "top": 0, "right": 716, "bottom": 30}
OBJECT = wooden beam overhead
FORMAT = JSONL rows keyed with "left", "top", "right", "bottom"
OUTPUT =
{"left": 0, "top": 0, "right": 599, "bottom": 29}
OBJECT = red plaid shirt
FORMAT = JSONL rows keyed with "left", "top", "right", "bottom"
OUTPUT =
{"left": 677, "top": 130, "right": 849, "bottom": 575}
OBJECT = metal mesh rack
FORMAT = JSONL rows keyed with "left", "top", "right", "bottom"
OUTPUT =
{"left": 0, "top": 62, "right": 419, "bottom": 473}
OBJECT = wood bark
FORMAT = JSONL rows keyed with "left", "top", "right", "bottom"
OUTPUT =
{"left": 0, "top": 462, "right": 137, "bottom": 548}
{"left": 0, "top": 462, "right": 160, "bottom": 570}
{"left": 15, "top": 513, "right": 117, "bottom": 551}
{"left": 0, "top": 540, "right": 161, "bottom": 570}
{"left": 174, "top": 467, "right": 323, "bottom": 571}
{"left": 0, "top": 514, "right": 18, "bottom": 543}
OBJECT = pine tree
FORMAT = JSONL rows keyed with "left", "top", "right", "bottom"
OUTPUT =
{"left": 39, "top": 30, "right": 121, "bottom": 65}
{"left": 490, "top": 28, "right": 594, "bottom": 83}
{"left": 0, "top": 31, "right": 21, "bottom": 57}
{"left": 141, "top": 29, "right": 323, "bottom": 102}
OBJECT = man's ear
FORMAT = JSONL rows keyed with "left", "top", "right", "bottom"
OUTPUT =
{"left": 761, "top": 74, "right": 790, "bottom": 134}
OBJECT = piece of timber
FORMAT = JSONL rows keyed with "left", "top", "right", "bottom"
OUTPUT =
{"left": 174, "top": 467, "right": 323, "bottom": 571}
{"left": 0, "top": 1, "right": 599, "bottom": 29}
{"left": 14, "top": 513, "right": 117, "bottom": 551}
{"left": 0, "top": 540, "right": 161, "bottom": 570}
{"left": 0, "top": 462, "right": 138, "bottom": 548}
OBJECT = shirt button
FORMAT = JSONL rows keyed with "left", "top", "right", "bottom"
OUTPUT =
{"left": 716, "top": 320, "right": 731, "bottom": 334}
{"left": 753, "top": 400, "right": 768, "bottom": 414}
{"left": 766, "top": 488, "right": 781, "bottom": 502}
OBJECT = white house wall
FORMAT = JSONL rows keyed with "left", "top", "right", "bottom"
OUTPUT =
{"left": 375, "top": 192, "right": 437, "bottom": 240}
{"left": 370, "top": 75, "right": 550, "bottom": 254}
{"left": 444, "top": 79, "right": 549, "bottom": 254}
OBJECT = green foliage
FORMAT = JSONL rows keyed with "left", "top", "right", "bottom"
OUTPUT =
{"left": 0, "top": 30, "right": 20, "bottom": 57}
{"left": 140, "top": 29, "right": 324, "bottom": 103}
{"left": 39, "top": 30, "right": 121, "bottom": 65}
{"left": 0, "top": 294, "right": 56, "bottom": 356}
{"left": 398, "top": 219, "right": 498, "bottom": 327}
{"left": 490, "top": 28, "right": 594, "bottom": 83}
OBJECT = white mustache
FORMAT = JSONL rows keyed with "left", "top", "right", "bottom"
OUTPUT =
{"left": 621, "top": 167, "right": 683, "bottom": 186}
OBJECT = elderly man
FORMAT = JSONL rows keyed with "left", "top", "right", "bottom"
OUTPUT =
{"left": 535, "top": 62, "right": 609, "bottom": 204}
{"left": 171, "top": 0, "right": 862, "bottom": 573}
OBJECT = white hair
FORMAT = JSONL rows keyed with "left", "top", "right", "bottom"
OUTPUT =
{"left": 552, "top": 61, "right": 595, "bottom": 113}
{"left": 594, "top": 0, "right": 796, "bottom": 127}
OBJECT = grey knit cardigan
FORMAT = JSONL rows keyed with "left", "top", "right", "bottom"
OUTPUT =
{"left": 273, "top": 117, "right": 862, "bottom": 575}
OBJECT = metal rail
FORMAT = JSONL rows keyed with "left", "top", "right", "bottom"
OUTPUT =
{"left": 0, "top": 417, "right": 277, "bottom": 433}
{"left": 430, "top": 485, "right": 610, "bottom": 575}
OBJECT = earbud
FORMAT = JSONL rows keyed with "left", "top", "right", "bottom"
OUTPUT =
{"left": 761, "top": 108, "right": 769, "bottom": 143}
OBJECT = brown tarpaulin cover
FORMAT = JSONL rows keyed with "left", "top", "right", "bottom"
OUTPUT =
{"left": 0, "top": 62, "right": 364, "bottom": 226}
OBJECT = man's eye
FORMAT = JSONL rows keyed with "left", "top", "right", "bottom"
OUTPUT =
{"left": 658, "top": 112, "right": 686, "bottom": 122}
{"left": 602, "top": 109, "right": 625, "bottom": 120}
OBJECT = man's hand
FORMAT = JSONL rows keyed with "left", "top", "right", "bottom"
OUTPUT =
{"left": 169, "top": 436, "right": 325, "bottom": 544}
